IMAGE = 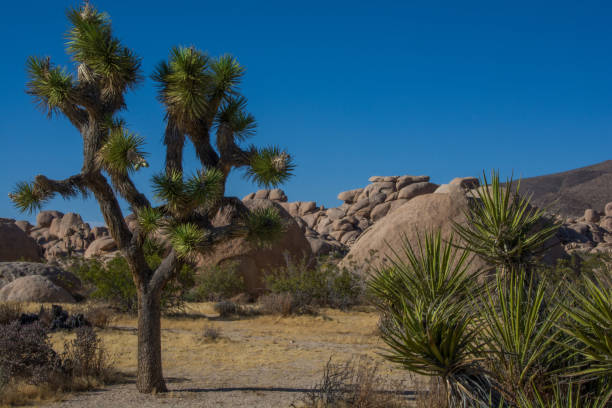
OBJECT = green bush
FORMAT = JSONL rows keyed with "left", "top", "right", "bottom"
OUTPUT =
{"left": 264, "top": 257, "right": 364, "bottom": 312}
{"left": 187, "top": 261, "right": 245, "bottom": 302}
{"left": 71, "top": 241, "right": 195, "bottom": 313}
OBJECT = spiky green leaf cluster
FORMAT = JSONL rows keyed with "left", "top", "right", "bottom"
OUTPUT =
{"left": 244, "top": 207, "right": 286, "bottom": 247}
{"left": 8, "top": 182, "right": 49, "bottom": 214}
{"left": 453, "top": 170, "right": 560, "bottom": 271}
{"left": 216, "top": 96, "right": 256, "bottom": 140}
{"left": 26, "top": 56, "right": 75, "bottom": 116}
{"left": 480, "top": 270, "right": 566, "bottom": 394}
{"left": 368, "top": 231, "right": 495, "bottom": 406}
{"left": 66, "top": 3, "right": 141, "bottom": 99}
{"left": 136, "top": 207, "right": 164, "bottom": 235}
{"left": 96, "top": 128, "right": 148, "bottom": 175}
{"left": 244, "top": 146, "right": 295, "bottom": 188}
{"left": 169, "top": 223, "right": 209, "bottom": 259}
{"left": 153, "top": 48, "right": 244, "bottom": 128}
{"left": 562, "top": 274, "right": 612, "bottom": 383}
{"left": 151, "top": 168, "right": 224, "bottom": 216}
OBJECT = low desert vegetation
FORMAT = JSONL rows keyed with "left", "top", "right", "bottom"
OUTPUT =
{"left": 69, "top": 240, "right": 196, "bottom": 313}
{"left": 295, "top": 356, "right": 407, "bottom": 408}
{"left": 0, "top": 319, "right": 116, "bottom": 407}
{"left": 186, "top": 261, "right": 246, "bottom": 302}
{"left": 263, "top": 256, "right": 365, "bottom": 315}
{"left": 369, "top": 171, "right": 612, "bottom": 407}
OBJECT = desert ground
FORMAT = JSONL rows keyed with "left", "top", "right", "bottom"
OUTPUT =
{"left": 18, "top": 303, "right": 418, "bottom": 407}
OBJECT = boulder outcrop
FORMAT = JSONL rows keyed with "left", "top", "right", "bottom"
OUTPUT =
{"left": 0, "top": 275, "right": 75, "bottom": 303}
{"left": 0, "top": 219, "right": 41, "bottom": 262}
{"left": 197, "top": 199, "right": 313, "bottom": 295}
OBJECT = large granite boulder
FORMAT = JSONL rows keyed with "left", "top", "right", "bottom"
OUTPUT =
{"left": 340, "top": 191, "right": 491, "bottom": 276}
{"left": 0, "top": 220, "right": 41, "bottom": 262}
{"left": 197, "top": 199, "right": 313, "bottom": 295}
{"left": 0, "top": 275, "right": 75, "bottom": 303}
{"left": 0, "top": 262, "right": 82, "bottom": 296}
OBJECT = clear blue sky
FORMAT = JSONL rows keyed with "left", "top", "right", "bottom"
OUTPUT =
{"left": 1, "top": 1, "right": 611, "bottom": 225}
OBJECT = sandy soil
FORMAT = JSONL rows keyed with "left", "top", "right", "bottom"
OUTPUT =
{"left": 38, "top": 303, "right": 419, "bottom": 407}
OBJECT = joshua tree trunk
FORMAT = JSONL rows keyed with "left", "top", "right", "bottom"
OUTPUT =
{"left": 136, "top": 287, "right": 167, "bottom": 393}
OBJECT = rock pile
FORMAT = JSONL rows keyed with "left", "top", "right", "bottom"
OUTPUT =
{"left": 558, "top": 203, "right": 612, "bottom": 255}
{"left": 11, "top": 211, "right": 115, "bottom": 263}
{"left": 245, "top": 175, "right": 440, "bottom": 256}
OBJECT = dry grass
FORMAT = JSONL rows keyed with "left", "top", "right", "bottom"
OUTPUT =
{"left": 0, "top": 302, "right": 23, "bottom": 325}
{"left": 6, "top": 302, "right": 417, "bottom": 406}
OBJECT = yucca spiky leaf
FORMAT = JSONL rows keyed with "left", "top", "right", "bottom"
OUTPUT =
{"left": 136, "top": 207, "right": 164, "bottom": 236}
{"left": 26, "top": 56, "right": 74, "bottom": 116}
{"left": 151, "top": 170, "right": 187, "bottom": 213}
{"left": 244, "top": 146, "right": 295, "bottom": 188}
{"left": 153, "top": 46, "right": 210, "bottom": 125}
{"left": 479, "top": 270, "right": 567, "bottom": 393}
{"left": 185, "top": 168, "right": 224, "bottom": 208}
{"left": 97, "top": 128, "right": 148, "bottom": 175}
{"left": 452, "top": 170, "right": 560, "bottom": 271}
{"left": 216, "top": 96, "right": 256, "bottom": 140}
{"left": 562, "top": 274, "right": 612, "bottom": 382}
{"left": 9, "top": 182, "right": 49, "bottom": 214}
{"left": 516, "top": 382, "right": 611, "bottom": 408}
{"left": 168, "top": 223, "right": 208, "bottom": 259}
{"left": 244, "top": 207, "right": 285, "bottom": 247}
{"left": 210, "top": 54, "right": 244, "bottom": 97}
{"left": 66, "top": 4, "right": 141, "bottom": 98}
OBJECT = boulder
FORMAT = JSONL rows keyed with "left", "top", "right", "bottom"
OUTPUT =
{"left": 307, "top": 237, "right": 345, "bottom": 257}
{"left": 91, "top": 226, "right": 109, "bottom": 240}
{"left": 0, "top": 275, "right": 75, "bottom": 303}
{"left": 0, "top": 221, "right": 41, "bottom": 262}
{"left": 57, "top": 213, "right": 84, "bottom": 238}
{"left": 337, "top": 188, "right": 363, "bottom": 204}
{"left": 0, "top": 262, "right": 82, "bottom": 296}
{"left": 584, "top": 209, "right": 600, "bottom": 224}
{"left": 326, "top": 208, "right": 346, "bottom": 221}
{"left": 397, "top": 182, "right": 438, "bottom": 200}
{"left": 299, "top": 201, "right": 318, "bottom": 216}
{"left": 606, "top": 202, "right": 612, "bottom": 217}
{"left": 14, "top": 220, "right": 33, "bottom": 233}
{"left": 370, "top": 202, "right": 392, "bottom": 222}
{"left": 84, "top": 237, "right": 118, "bottom": 258}
{"left": 450, "top": 177, "right": 480, "bottom": 189}
{"left": 242, "top": 192, "right": 256, "bottom": 201}
{"left": 196, "top": 199, "right": 313, "bottom": 295}
{"left": 339, "top": 191, "right": 488, "bottom": 275}
{"left": 254, "top": 190, "right": 269, "bottom": 199}
{"left": 36, "top": 211, "right": 64, "bottom": 228}
{"left": 601, "top": 217, "right": 612, "bottom": 232}
{"left": 396, "top": 175, "right": 430, "bottom": 190}
{"left": 268, "top": 189, "right": 288, "bottom": 202}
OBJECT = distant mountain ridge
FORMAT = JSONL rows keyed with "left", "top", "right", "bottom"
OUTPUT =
{"left": 516, "top": 160, "right": 612, "bottom": 218}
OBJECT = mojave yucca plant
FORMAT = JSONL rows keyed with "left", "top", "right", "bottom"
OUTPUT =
{"left": 369, "top": 231, "right": 497, "bottom": 407}
{"left": 453, "top": 170, "right": 560, "bottom": 273}
{"left": 561, "top": 272, "right": 612, "bottom": 401}
{"left": 479, "top": 270, "right": 567, "bottom": 402}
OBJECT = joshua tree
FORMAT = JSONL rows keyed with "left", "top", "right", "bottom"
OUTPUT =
{"left": 10, "top": 3, "right": 293, "bottom": 393}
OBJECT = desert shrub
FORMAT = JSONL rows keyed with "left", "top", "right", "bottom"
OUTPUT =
{"left": 258, "top": 292, "right": 297, "bottom": 316}
{"left": 83, "top": 305, "right": 113, "bottom": 329}
{"left": 71, "top": 241, "right": 195, "bottom": 313}
{"left": 0, "top": 302, "right": 22, "bottom": 325}
{"left": 265, "top": 257, "right": 364, "bottom": 313}
{"left": 0, "top": 321, "right": 60, "bottom": 388}
{"left": 188, "top": 261, "right": 245, "bottom": 301}
{"left": 296, "top": 356, "right": 407, "bottom": 408}
{"left": 214, "top": 300, "right": 240, "bottom": 318}
{"left": 201, "top": 324, "right": 222, "bottom": 341}
{"left": 61, "top": 326, "right": 114, "bottom": 382}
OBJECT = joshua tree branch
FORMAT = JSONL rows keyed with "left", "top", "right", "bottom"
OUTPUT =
{"left": 34, "top": 173, "right": 87, "bottom": 199}
{"left": 109, "top": 172, "right": 151, "bottom": 210}
{"left": 149, "top": 249, "right": 181, "bottom": 293}
{"left": 163, "top": 120, "right": 185, "bottom": 175}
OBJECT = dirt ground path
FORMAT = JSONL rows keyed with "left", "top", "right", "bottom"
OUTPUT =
{"left": 44, "top": 304, "right": 419, "bottom": 407}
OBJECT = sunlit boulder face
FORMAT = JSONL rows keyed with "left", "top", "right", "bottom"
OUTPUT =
{"left": 339, "top": 190, "right": 485, "bottom": 274}
{"left": 197, "top": 199, "right": 313, "bottom": 295}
